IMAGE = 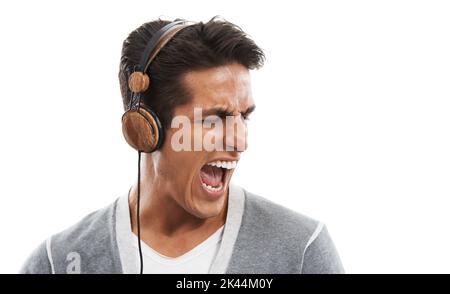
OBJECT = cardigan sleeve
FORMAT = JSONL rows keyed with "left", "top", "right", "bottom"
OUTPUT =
{"left": 19, "top": 240, "right": 53, "bottom": 274}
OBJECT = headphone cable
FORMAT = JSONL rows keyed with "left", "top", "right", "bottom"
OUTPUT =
{"left": 137, "top": 150, "right": 144, "bottom": 274}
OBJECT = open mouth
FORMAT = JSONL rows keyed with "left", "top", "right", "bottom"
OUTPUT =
{"left": 199, "top": 160, "right": 237, "bottom": 197}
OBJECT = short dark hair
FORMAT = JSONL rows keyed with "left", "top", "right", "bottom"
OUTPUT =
{"left": 118, "top": 16, "right": 265, "bottom": 129}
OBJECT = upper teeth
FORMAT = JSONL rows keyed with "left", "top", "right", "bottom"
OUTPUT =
{"left": 207, "top": 160, "right": 237, "bottom": 169}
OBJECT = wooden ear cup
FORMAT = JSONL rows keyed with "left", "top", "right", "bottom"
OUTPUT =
{"left": 128, "top": 72, "right": 150, "bottom": 93}
{"left": 121, "top": 106, "right": 161, "bottom": 153}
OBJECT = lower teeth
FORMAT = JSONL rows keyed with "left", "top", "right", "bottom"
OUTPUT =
{"left": 202, "top": 182, "right": 222, "bottom": 192}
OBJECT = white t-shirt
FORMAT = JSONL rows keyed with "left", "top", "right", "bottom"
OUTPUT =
{"left": 130, "top": 226, "right": 224, "bottom": 274}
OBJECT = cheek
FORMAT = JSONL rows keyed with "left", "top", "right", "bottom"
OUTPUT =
{"left": 159, "top": 127, "right": 207, "bottom": 200}
{"left": 203, "top": 126, "right": 224, "bottom": 147}
{"left": 159, "top": 145, "right": 202, "bottom": 186}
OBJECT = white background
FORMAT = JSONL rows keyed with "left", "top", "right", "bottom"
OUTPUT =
{"left": 0, "top": 0, "right": 449, "bottom": 274}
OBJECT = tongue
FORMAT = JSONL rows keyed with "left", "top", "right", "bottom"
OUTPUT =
{"left": 200, "top": 165, "right": 223, "bottom": 187}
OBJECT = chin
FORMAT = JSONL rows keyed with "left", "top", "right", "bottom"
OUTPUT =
{"left": 195, "top": 198, "right": 227, "bottom": 219}
{"left": 187, "top": 185, "right": 228, "bottom": 219}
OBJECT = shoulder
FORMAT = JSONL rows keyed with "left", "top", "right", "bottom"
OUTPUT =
{"left": 242, "top": 189, "right": 321, "bottom": 238}
{"left": 20, "top": 198, "right": 122, "bottom": 274}
{"left": 50, "top": 199, "right": 118, "bottom": 247}
{"left": 227, "top": 188, "right": 344, "bottom": 273}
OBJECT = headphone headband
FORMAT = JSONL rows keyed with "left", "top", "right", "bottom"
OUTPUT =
{"left": 127, "top": 20, "right": 196, "bottom": 96}
{"left": 137, "top": 20, "right": 195, "bottom": 73}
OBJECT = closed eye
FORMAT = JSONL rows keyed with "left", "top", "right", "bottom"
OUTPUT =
{"left": 242, "top": 105, "right": 255, "bottom": 121}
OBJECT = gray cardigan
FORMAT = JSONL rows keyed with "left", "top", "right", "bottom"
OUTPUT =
{"left": 20, "top": 185, "right": 344, "bottom": 274}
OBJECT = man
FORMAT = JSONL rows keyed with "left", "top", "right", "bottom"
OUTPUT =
{"left": 20, "top": 17, "right": 344, "bottom": 274}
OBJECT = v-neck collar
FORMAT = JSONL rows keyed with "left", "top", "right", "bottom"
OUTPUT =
{"left": 114, "top": 183, "right": 246, "bottom": 274}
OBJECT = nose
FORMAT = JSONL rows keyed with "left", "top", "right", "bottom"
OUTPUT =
{"left": 224, "top": 115, "right": 248, "bottom": 152}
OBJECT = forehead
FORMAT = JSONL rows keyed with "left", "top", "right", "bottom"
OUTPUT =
{"left": 181, "top": 63, "right": 253, "bottom": 110}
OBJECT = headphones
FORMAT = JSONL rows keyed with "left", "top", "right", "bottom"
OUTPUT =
{"left": 122, "top": 20, "right": 195, "bottom": 153}
{"left": 121, "top": 20, "right": 196, "bottom": 274}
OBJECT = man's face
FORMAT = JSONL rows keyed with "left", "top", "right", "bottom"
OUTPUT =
{"left": 151, "top": 63, "right": 254, "bottom": 219}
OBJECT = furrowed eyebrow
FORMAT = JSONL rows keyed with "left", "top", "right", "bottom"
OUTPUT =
{"left": 202, "top": 106, "right": 234, "bottom": 117}
{"left": 200, "top": 104, "right": 256, "bottom": 119}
